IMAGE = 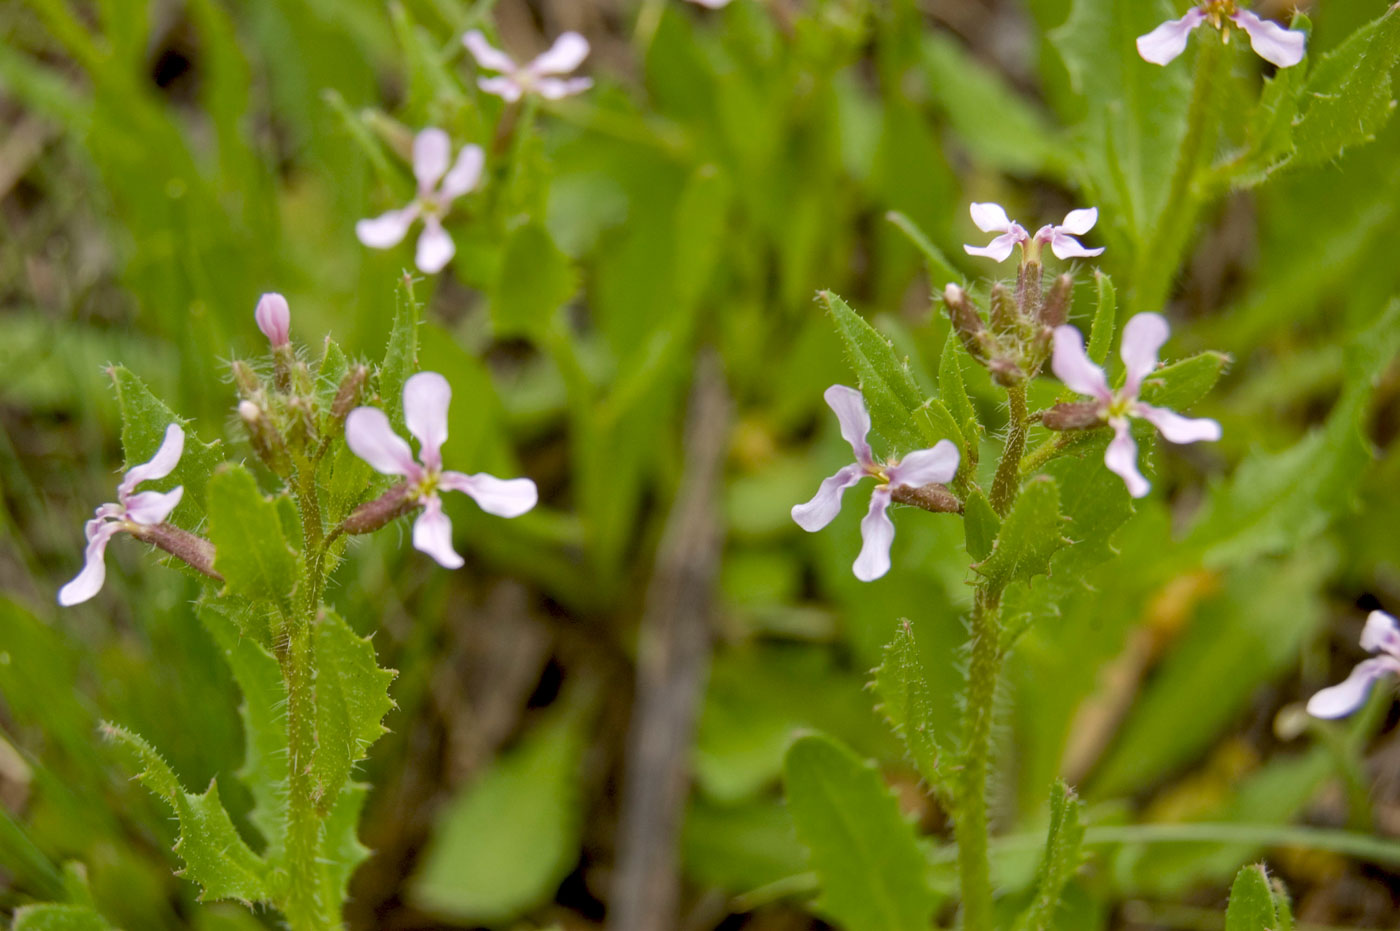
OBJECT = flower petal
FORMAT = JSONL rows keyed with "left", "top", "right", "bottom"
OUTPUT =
{"left": 1048, "top": 232, "right": 1105, "bottom": 260}
{"left": 356, "top": 205, "right": 420, "bottom": 249}
{"left": 968, "top": 201, "right": 1013, "bottom": 233}
{"left": 412, "top": 128, "right": 451, "bottom": 192}
{"left": 403, "top": 371, "right": 452, "bottom": 471}
{"left": 124, "top": 486, "right": 184, "bottom": 525}
{"left": 58, "top": 520, "right": 121, "bottom": 606}
{"left": 964, "top": 230, "right": 1024, "bottom": 263}
{"left": 1059, "top": 207, "right": 1099, "bottom": 236}
{"left": 254, "top": 292, "right": 291, "bottom": 346}
{"left": 440, "top": 471, "right": 539, "bottom": 517}
{"left": 477, "top": 76, "right": 524, "bottom": 102}
{"left": 1135, "top": 403, "right": 1221, "bottom": 444}
{"left": 345, "top": 407, "right": 419, "bottom": 477}
{"left": 438, "top": 145, "right": 485, "bottom": 203}
{"left": 791, "top": 463, "right": 865, "bottom": 532}
{"left": 534, "top": 76, "right": 594, "bottom": 100}
{"left": 529, "top": 32, "right": 590, "bottom": 76}
{"left": 1105, "top": 419, "right": 1150, "bottom": 498}
{"left": 887, "top": 440, "right": 960, "bottom": 488}
{"left": 823, "top": 385, "right": 874, "bottom": 467}
{"left": 119, "top": 423, "right": 185, "bottom": 499}
{"left": 1136, "top": 9, "right": 1207, "bottom": 66}
{"left": 462, "top": 30, "right": 517, "bottom": 74}
{"left": 1120, "top": 312, "right": 1170, "bottom": 396}
{"left": 853, "top": 486, "right": 895, "bottom": 582}
{"left": 415, "top": 217, "right": 456, "bottom": 274}
{"left": 412, "top": 495, "right": 464, "bottom": 569}
{"left": 1360, "top": 610, "right": 1400, "bottom": 657}
{"left": 1306, "top": 656, "right": 1400, "bottom": 719}
{"left": 1051, "top": 326, "right": 1111, "bottom": 401}
{"left": 1231, "top": 10, "right": 1306, "bottom": 68}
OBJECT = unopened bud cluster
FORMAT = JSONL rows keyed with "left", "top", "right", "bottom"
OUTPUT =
{"left": 944, "top": 266, "right": 1073, "bottom": 387}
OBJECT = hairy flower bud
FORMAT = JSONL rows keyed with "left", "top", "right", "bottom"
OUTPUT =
{"left": 330, "top": 365, "right": 369, "bottom": 424}
{"left": 890, "top": 482, "right": 963, "bottom": 514}
{"left": 1015, "top": 260, "right": 1043, "bottom": 323}
{"left": 341, "top": 484, "right": 419, "bottom": 536}
{"left": 239, "top": 400, "right": 291, "bottom": 474}
{"left": 1040, "top": 273, "right": 1073, "bottom": 329}
{"left": 1041, "top": 401, "right": 1103, "bottom": 431}
{"left": 232, "top": 360, "right": 262, "bottom": 398}
{"left": 254, "top": 293, "right": 291, "bottom": 348}
{"left": 988, "top": 357, "right": 1025, "bottom": 387}
{"left": 989, "top": 283, "right": 1017, "bottom": 334}
{"left": 944, "top": 284, "right": 990, "bottom": 360}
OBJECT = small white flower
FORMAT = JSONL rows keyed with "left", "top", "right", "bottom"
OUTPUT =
{"left": 356, "top": 128, "right": 485, "bottom": 274}
{"left": 462, "top": 30, "right": 593, "bottom": 103}
{"left": 1137, "top": 3, "right": 1306, "bottom": 68}
{"left": 963, "top": 202, "right": 1104, "bottom": 264}
{"left": 792, "top": 386, "right": 959, "bottom": 581}
{"left": 1307, "top": 611, "right": 1400, "bottom": 719}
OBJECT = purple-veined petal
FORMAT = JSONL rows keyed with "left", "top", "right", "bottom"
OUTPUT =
{"left": 1051, "top": 326, "right": 1112, "bottom": 401}
{"left": 853, "top": 486, "right": 895, "bottom": 582}
{"left": 477, "top": 76, "right": 524, "bottom": 102}
{"left": 968, "top": 201, "right": 1013, "bottom": 233}
{"left": 119, "top": 423, "right": 185, "bottom": 499}
{"left": 887, "top": 440, "right": 960, "bottom": 488}
{"left": 791, "top": 463, "right": 865, "bottom": 532}
{"left": 356, "top": 205, "right": 420, "bottom": 249}
{"left": 438, "top": 145, "right": 485, "bottom": 203}
{"left": 1231, "top": 10, "right": 1306, "bottom": 68}
{"left": 403, "top": 372, "right": 452, "bottom": 471}
{"left": 1306, "top": 656, "right": 1400, "bottom": 719}
{"left": 1059, "top": 207, "right": 1099, "bottom": 236}
{"left": 1104, "top": 418, "right": 1150, "bottom": 498}
{"left": 1136, "top": 8, "right": 1207, "bottom": 65}
{"left": 1361, "top": 610, "right": 1400, "bottom": 657}
{"left": 1120, "top": 312, "right": 1170, "bottom": 397}
{"left": 528, "top": 32, "right": 590, "bottom": 76}
{"left": 412, "top": 128, "right": 452, "bottom": 193}
{"left": 415, "top": 216, "right": 456, "bottom": 274}
{"left": 412, "top": 494, "right": 464, "bottom": 569}
{"left": 124, "top": 486, "right": 184, "bottom": 525}
{"left": 440, "top": 471, "right": 539, "bottom": 517}
{"left": 345, "top": 407, "right": 420, "bottom": 477}
{"left": 58, "top": 519, "right": 121, "bottom": 606}
{"left": 254, "top": 292, "right": 291, "bottom": 347}
{"left": 1135, "top": 403, "right": 1221, "bottom": 444}
{"left": 823, "top": 385, "right": 875, "bottom": 467}
{"left": 535, "top": 76, "right": 594, "bottom": 100}
{"left": 1047, "top": 231, "right": 1105, "bottom": 260}
{"left": 964, "top": 230, "right": 1024, "bottom": 263}
{"left": 462, "top": 30, "right": 517, "bottom": 74}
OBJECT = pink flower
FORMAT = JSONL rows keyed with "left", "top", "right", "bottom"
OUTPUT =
{"left": 462, "top": 30, "right": 593, "bottom": 103}
{"left": 59, "top": 424, "right": 185, "bottom": 606}
{"left": 1307, "top": 611, "right": 1400, "bottom": 718}
{"left": 685, "top": 0, "right": 734, "bottom": 7}
{"left": 1137, "top": 4, "right": 1305, "bottom": 68}
{"left": 254, "top": 293, "right": 291, "bottom": 347}
{"left": 792, "top": 386, "right": 960, "bottom": 582}
{"left": 963, "top": 202, "right": 1104, "bottom": 263}
{"left": 355, "top": 129, "right": 485, "bottom": 274}
{"left": 345, "top": 372, "right": 538, "bottom": 568}
{"left": 1051, "top": 313, "right": 1221, "bottom": 497}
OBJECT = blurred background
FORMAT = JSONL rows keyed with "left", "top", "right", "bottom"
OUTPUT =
{"left": 2, "top": 0, "right": 1399, "bottom": 928}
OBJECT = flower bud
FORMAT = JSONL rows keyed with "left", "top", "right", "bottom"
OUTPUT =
{"left": 129, "top": 522, "right": 222, "bottom": 582}
{"left": 890, "top": 482, "right": 962, "bottom": 514}
{"left": 330, "top": 365, "right": 369, "bottom": 424}
{"left": 988, "top": 357, "right": 1025, "bottom": 387}
{"left": 239, "top": 400, "right": 291, "bottom": 474}
{"left": 232, "top": 360, "right": 262, "bottom": 398}
{"left": 989, "top": 283, "right": 1016, "bottom": 334}
{"left": 341, "top": 484, "right": 419, "bottom": 536}
{"left": 1041, "top": 402, "right": 1103, "bottom": 431}
{"left": 255, "top": 293, "right": 291, "bottom": 348}
{"left": 1040, "top": 273, "right": 1073, "bottom": 329}
{"left": 1015, "top": 260, "right": 1043, "bottom": 322}
{"left": 943, "top": 284, "right": 990, "bottom": 360}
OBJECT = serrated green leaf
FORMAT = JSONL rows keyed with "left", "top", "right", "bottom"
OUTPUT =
{"left": 103, "top": 724, "right": 270, "bottom": 904}
{"left": 316, "top": 337, "right": 349, "bottom": 412}
{"left": 963, "top": 488, "right": 1000, "bottom": 562}
{"left": 1013, "top": 781, "right": 1085, "bottom": 931}
{"left": 1086, "top": 272, "right": 1115, "bottom": 366}
{"left": 412, "top": 704, "right": 587, "bottom": 923}
{"left": 319, "top": 437, "right": 374, "bottom": 527}
{"left": 1225, "top": 864, "right": 1276, "bottom": 931}
{"left": 323, "top": 782, "right": 372, "bottom": 912}
{"left": 822, "top": 291, "right": 932, "bottom": 453}
{"left": 108, "top": 364, "right": 222, "bottom": 521}
{"left": 311, "top": 609, "right": 395, "bottom": 812}
{"left": 1232, "top": 14, "right": 1310, "bottom": 182}
{"left": 11, "top": 905, "right": 115, "bottom": 931}
{"left": 975, "top": 477, "right": 1063, "bottom": 591}
{"left": 492, "top": 223, "right": 577, "bottom": 339}
{"left": 939, "top": 333, "right": 976, "bottom": 442}
{"left": 783, "top": 734, "right": 938, "bottom": 931}
{"left": 873, "top": 620, "right": 946, "bottom": 794}
{"left": 380, "top": 281, "right": 421, "bottom": 434}
{"left": 886, "top": 210, "right": 962, "bottom": 286}
{"left": 1137, "top": 351, "right": 1229, "bottom": 412}
{"left": 207, "top": 465, "right": 300, "bottom": 607}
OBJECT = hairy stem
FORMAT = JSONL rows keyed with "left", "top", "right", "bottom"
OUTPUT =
{"left": 281, "top": 618, "right": 330, "bottom": 930}
{"left": 989, "top": 384, "right": 1029, "bottom": 516}
{"left": 955, "top": 588, "right": 1003, "bottom": 931}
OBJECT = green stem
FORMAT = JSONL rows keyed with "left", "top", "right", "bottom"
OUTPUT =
{"left": 281, "top": 619, "right": 330, "bottom": 930}
{"left": 989, "top": 384, "right": 1028, "bottom": 517}
{"left": 954, "top": 588, "right": 1003, "bottom": 931}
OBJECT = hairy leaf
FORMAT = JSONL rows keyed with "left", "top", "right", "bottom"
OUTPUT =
{"left": 874, "top": 620, "right": 946, "bottom": 794}
{"left": 109, "top": 364, "right": 222, "bottom": 522}
{"left": 380, "top": 279, "right": 421, "bottom": 434}
{"left": 963, "top": 488, "right": 1000, "bottom": 562}
{"left": 1013, "top": 781, "right": 1086, "bottom": 931}
{"left": 1086, "top": 271, "right": 1115, "bottom": 366}
{"left": 312, "top": 609, "right": 396, "bottom": 811}
{"left": 1137, "top": 351, "right": 1229, "bottom": 413}
{"left": 975, "top": 477, "right": 1063, "bottom": 591}
{"left": 1225, "top": 863, "right": 1277, "bottom": 931}
{"left": 207, "top": 465, "right": 300, "bottom": 608}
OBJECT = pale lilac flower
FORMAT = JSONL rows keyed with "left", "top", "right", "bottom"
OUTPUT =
{"left": 462, "top": 30, "right": 593, "bottom": 103}
{"left": 355, "top": 129, "right": 485, "bottom": 274}
{"left": 1307, "top": 611, "right": 1400, "bottom": 718}
{"left": 1137, "top": 4, "right": 1305, "bottom": 68}
{"left": 59, "top": 424, "right": 185, "bottom": 606}
{"left": 685, "top": 0, "right": 734, "bottom": 7}
{"left": 1051, "top": 313, "right": 1221, "bottom": 498}
{"left": 345, "top": 372, "right": 537, "bottom": 569}
{"left": 963, "top": 202, "right": 1104, "bottom": 263}
{"left": 792, "top": 386, "right": 959, "bottom": 582}
{"left": 254, "top": 292, "right": 290, "bottom": 347}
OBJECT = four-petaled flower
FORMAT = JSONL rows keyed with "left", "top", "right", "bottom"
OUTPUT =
{"left": 1307, "top": 611, "right": 1400, "bottom": 718}
{"left": 963, "top": 202, "right": 1105, "bottom": 264}
{"left": 356, "top": 128, "right": 485, "bottom": 275}
{"left": 1051, "top": 313, "right": 1221, "bottom": 498}
{"left": 346, "top": 372, "right": 538, "bottom": 569}
{"left": 59, "top": 424, "right": 185, "bottom": 606}
{"left": 792, "top": 386, "right": 960, "bottom": 582}
{"left": 463, "top": 30, "right": 593, "bottom": 103}
{"left": 1137, "top": 2, "right": 1306, "bottom": 68}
